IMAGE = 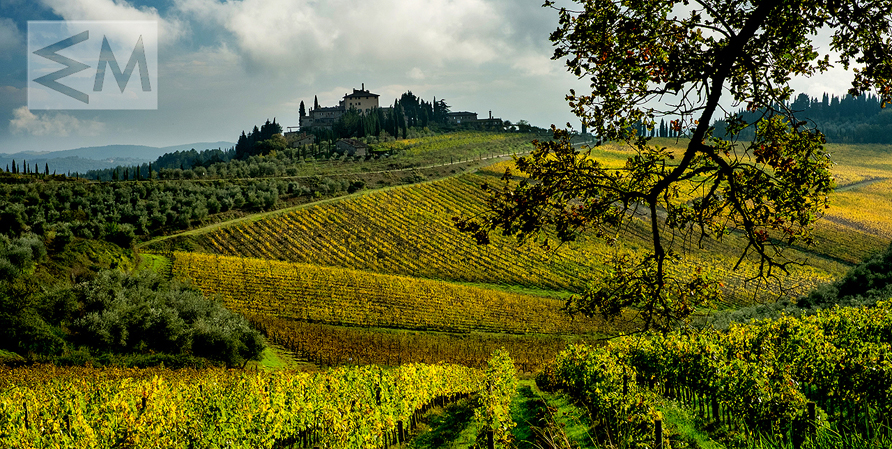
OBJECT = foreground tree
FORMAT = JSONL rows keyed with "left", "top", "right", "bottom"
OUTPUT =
{"left": 457, "top": 0, "right": 892, "bottom": 331}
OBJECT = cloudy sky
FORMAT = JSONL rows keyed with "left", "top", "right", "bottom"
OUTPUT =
{"left": 0, "top": 0, "right": 859, "bottom": 154}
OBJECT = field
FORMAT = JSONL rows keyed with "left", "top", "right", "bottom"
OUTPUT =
{"left": 172, "top": 251, "right": 617, "bottom": 336}
{"left": 8, "top": 134, "right": 892, "bottom": 448}
{"left": 233, "top": 131, "right": 537, "bottom": 180}
{"left": 133, "top": 139, "right": 885, "bottom": 407}
{"left": 244, "top": 313, "right": 589, "bottom": 372}
{"left": 0, "top": 361, "right": 492, "bottom": 448}
{"left": 171, "top": 147, "right": 848, "bottom": 308}
{"left": 542, "top": 300, "right": 892, "bottom": 448}
{"left": 155, "top": 137, "right": 892, "bottom": 380}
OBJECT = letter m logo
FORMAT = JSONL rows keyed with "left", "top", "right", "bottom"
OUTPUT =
{"left": 93, "top": 35, "right": 151, "bottom": 93}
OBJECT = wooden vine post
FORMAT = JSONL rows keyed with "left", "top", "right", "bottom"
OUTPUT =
{"left": 655, "top": 419, "right": 664, "bottom": 449}
{"left": 808, "top": 401, "right": 817, "bottom": 437}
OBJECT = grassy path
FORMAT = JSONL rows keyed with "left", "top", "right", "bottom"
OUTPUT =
{"left": 511, "top": 379, "right": 597, "bottom": 449}
{"left": 393, "top": 378, "right": 602, "bottom": 448}
{"left": 406, "top": 397, "right": 480, "bottom": 448}
{"left": 834, "top": 176, "right": 889, "bottom": 192}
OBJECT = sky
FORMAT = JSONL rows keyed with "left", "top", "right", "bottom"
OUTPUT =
{"left": 0, "top": 0, "right": 861, "bottom": 154}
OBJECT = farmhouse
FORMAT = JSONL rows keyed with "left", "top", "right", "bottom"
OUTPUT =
{"left": 446, "top": 111, "right": 478, "bottom": 125}
{"left": 283, "top": 131, "right": 315, "bottom": 148}
{"left": 335, "top": 138, "right": 369, "bottom": 157}
{"left": 475, "top": 111, "right": 503, "bottom": 129}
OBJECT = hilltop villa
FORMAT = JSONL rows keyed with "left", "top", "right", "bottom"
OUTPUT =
{"left": 299, "top": 84, "right": 380, "bottom": 130}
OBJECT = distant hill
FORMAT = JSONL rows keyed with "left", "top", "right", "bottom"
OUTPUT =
{"left": 0, "top": 141, "right": 233, "bottom": 174}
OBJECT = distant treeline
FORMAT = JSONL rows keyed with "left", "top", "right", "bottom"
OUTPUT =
{"left": 83, "top": 147, "right": 236, "bottom": 182}
{"left": 84, "top": 114, "right": 396, "bottom": 182}
{"left": 714, "top": 92, "right": 892, "bottom": 143}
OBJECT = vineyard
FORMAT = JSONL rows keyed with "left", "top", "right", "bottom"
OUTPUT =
{"left": 370, "top": 132, "right": 535, "bottom": 162}
{"left": 172, "top": 251, "right": 619, "bottom": 335}
{"left": 244, "top": 312, "right": 590, "bottom": 372}
{"left": 182, "top": 163, "right": 841, "bottom": 308}
{"left": 68, "top": 138, "right": 892, "bottom": 447}
{"left": 539, "top": 301, "right": 892, "bottom": 448}
{"left": 191, "top": 173, "right": 592, "bottom": 291}
{"left": 0, "top": 361, "right": 499, "bottom": 448}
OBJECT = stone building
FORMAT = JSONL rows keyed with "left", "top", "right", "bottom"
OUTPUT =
{"left": 284, "top": 131, "right": 315, "bottom": 147}
{"left": 446, "top": 111, "right": 478, "bottom": 125}
{"left": 299, "top": 84, "right": 380, "bottom": 130}
{"left": 339, "top": 83, "right": 379, "bottom": 114}
{"left": 335, "top": 138, "right": 369, "bottom": 157}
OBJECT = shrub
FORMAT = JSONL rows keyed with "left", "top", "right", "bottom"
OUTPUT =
{"left": 66, "top": 270, "right": 265, "bottom": 366}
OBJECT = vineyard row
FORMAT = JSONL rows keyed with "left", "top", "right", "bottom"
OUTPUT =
{"left": 246, "top": 312, "right": 591, "bottom": 372}
{"left": 0, "top": 362, "right": 483, "bottom": 448}
{"left": 538, "top": 301, "right": 892, "bottom": 447}
{"left": 172, "top": 251, "right": 618, "bottom": 335}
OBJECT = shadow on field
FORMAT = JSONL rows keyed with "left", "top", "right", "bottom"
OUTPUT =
{"left": 408, "top": 397, "right": 477, "bottom": 448}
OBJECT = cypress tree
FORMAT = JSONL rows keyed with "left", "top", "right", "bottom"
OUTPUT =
{"left": 45, "top": 163, "right": 49, "bottom": 175}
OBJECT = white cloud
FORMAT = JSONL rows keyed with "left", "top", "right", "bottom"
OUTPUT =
{"left": 0, "top": 1, "right": 582, "bottom": 151}
{"left": 408, "top": 67, "right": 425, "bottom": 80}
{"left": 0, "top": 18, "right": 23, "bottom": 57}
{"left": 38, "top": 0, "right": 186, "bottom": 44}
{"left": 9, "top": 106, "right": 106, "bottom": 136}
{"left": 174, "top": 0, "right": 512, "bottom": 74}
{"left": 511, "top": 53, "right": 557, "bottom": 77}
{"left": 784, "top": 28, "right": 857, "bottom": 99}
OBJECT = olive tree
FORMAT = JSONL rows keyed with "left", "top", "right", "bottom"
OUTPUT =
{"left": 458, "top": 0, "right": 892, "bottom": 330}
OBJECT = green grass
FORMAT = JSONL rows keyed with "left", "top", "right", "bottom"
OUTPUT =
{"left": 511, "top": 379, "right": 597, "bottom": 449}
{"left": 740, "top": 419, "right": 892, "bottom": 449}
{"left": 658, "top": 400, "right": 725, "bottom": 449}
{"left": 0, "top": 349, "right": 25, "bottom": 365}
{"left": 654, "top": 398, "right": 892, "bottom": 449}
{"left": 405, "top": 377, "right": 601, "bottom": 449}
{"left": 407, "top": 397, "right": 479, "bottom": 449}
{"left": 37, "top": 238, "right": 137, "bottom": 284}
{"left": 254, "top": 347, "right": 290, "bottom": 370}
{"left": 245, "top": 345, "right": 316, "bottom": 371}
{"left": 136, "top": 253, "right": 169, "bottom": 272}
